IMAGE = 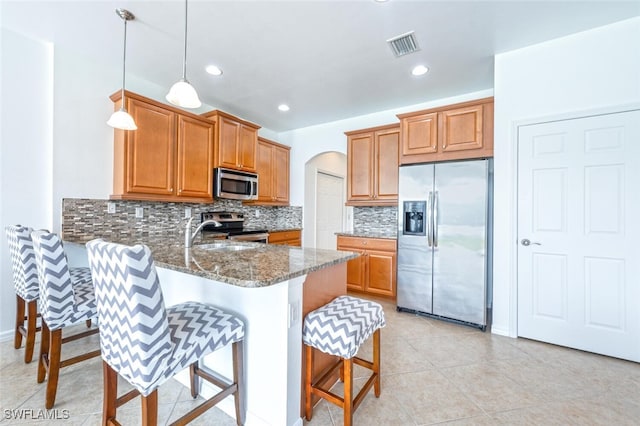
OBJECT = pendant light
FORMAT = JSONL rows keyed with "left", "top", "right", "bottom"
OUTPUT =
{"left": 166, "top": 0, "right": 201, "bottom": 108}
{"left": 107, "top": 8, "right": 137, "bottom": 130}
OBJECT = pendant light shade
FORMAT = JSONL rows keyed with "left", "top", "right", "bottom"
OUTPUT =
{"left": 166, "top": 79, "right": 201, "bottom": 108}
{"left": 108, "top": 8, "right": 137, "bottom": 130}
{"left": 166, "top": 0, "right": 201, "bottom": 108}
{"left": 107, "top": 109, "right": 137, "bottom": 130}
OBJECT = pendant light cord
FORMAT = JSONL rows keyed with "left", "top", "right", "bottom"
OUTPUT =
{"left": 182, "top": 0, "right": 188, "bottom": 80}
{"left": 121, "top": 17, "right": 128, "bottom": 108}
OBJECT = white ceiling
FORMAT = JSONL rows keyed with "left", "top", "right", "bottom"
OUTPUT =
{"left": 3, "top": 1, "right": 639, "bottom": 132}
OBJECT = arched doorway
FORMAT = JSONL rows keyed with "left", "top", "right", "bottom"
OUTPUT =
{"left": 303, "top": 152, "right": 352, "bottom": 249}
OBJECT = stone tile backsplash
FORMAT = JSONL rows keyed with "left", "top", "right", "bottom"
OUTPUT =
{"left": 62, "top": 198, "right": 302, "bottom": 241}
{"left": 61, "top": 199, "right": 395, "bottom": 241}
{"left": 353, "top": 206, "right": 397, "bottom": 235}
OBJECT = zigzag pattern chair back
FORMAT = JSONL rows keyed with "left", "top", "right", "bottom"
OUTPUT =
{"left": 5, "top": 225, "right": 39, "bottom": 301}
{"left": 31, "top": 230, "right": 77, "bottom": 328}
{"left": 86, "top": 239, "right": 173, "bottom": 394}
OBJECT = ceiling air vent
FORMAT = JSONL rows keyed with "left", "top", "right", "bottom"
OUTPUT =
{"left": 387, "top": 31, "right": 420, "bottom": 57}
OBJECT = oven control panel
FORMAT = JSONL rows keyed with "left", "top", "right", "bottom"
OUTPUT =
{"left": 201, "top": 211, "right": 244, "bottom": 223}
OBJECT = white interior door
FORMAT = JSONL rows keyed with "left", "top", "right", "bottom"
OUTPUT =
{"left": 315, "top": 171, "right": 344, "bottom": 250}
{"left": 517, "top": 109, "right": 640, "bottom": 362}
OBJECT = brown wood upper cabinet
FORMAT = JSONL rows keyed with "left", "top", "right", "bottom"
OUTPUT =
{"left": 246, "top": 137, "right": 290, "bottom": 206}
{"left": 201, "top": 110, "right": 260, "bottom": 173}
{"left": 345, "top": 123, "right": 399, "bottom": 206}
{"left": 397, "top": 97, "right": 494, "bottom": 164}
{"left": 110, "top": 91, "right": 215, "bottom": 203}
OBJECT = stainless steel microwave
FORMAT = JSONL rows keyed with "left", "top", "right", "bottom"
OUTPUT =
{"left": 214, "top": 168, "right": 258, "bottom": 200}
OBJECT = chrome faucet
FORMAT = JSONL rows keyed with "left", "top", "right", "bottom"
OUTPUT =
{"left": 185, "top": 216, "right": 222, "bottom": 248}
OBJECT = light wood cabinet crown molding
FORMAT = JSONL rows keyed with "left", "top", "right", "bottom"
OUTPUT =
{"left": 201, "top": 109, "right": 261, "bottom": 131}
{"left": 110, "top": 90, "right": 215, "bottom": 125}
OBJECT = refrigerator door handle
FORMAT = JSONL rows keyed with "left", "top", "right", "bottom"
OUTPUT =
{"left": 433, "top": 191, "right": 439, "bottom": 247}
{"left": 427, "top": 191, "right": 433, "bottom": 247}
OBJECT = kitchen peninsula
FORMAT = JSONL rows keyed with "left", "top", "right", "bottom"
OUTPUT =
{"left": 64, "top": 235, "right": 357, "bottom": 426}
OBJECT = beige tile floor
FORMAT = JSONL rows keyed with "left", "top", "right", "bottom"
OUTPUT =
{"left": 1, "top": 296, "right": 638, "bottom": 425}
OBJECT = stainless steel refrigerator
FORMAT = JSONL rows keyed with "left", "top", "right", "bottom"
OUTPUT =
{"left": 397, "top": 159, "right": 492, "bottom": 330}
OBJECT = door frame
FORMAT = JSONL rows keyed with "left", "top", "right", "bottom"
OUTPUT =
{"left": 507, "top": 102, "right": 640, "bottom": 338}
{"left": 314, "top": 168, "right": 347, "bottom": 249}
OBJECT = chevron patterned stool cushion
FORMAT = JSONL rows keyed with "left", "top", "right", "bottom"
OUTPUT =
{"left": 165, "top": 302, "right": 244, "bottom": 379}
{"left": 303, "top": 295, "right": 386, "bottom": 359}
{"left": 31, "top": 231, "right": 97, "bottom": 330}
{"left": 86, "top": 239, "right": 246, "bottom": 425}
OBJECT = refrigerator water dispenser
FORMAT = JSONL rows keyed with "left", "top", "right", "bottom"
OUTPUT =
{"left": 403, "top": 201, "right": 426, "bottom": 236}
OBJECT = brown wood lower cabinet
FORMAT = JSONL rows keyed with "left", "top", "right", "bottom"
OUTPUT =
{"left": 336, "top": 235, "right": 397, "bottom": 298}
{"left": 268, "top": 230, "right": 301, "bottom": 246}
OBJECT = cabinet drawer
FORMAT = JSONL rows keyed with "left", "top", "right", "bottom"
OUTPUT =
{"left": 269, "top": 230, "right": 301, "bottom": 245}
{"left": 337, "top": 236, "right": 396, "bottom": 252}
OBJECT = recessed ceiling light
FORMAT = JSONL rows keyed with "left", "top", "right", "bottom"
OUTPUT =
{"left": 205, "top": 65, "right": 223, "bottom": 76}
{"left": 278, "top": 104, "right": 290, "bottom": 112}
{"left": 411, "top": 65, "right": 429, "bottom": 76}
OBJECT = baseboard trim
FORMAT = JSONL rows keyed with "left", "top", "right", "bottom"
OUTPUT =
{"left": 0, "top": 329, "right": 14, "bottom": 343}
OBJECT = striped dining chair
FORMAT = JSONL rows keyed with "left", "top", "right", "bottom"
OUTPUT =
{"left": 5, "top": 225, "right": 41, "bottom": 363}
{"left": 86, "top": 238, "right": 246, "bottom": 425}
{"left": 31, "top": 230, "right": 101, "bottom": 409}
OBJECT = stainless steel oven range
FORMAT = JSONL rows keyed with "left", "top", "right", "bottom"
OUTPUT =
{"left": 201, "top": 212, "right": 269, "bottom": 243}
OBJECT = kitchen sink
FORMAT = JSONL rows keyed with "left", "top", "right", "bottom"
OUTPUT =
{"left": 195, "top": 243, "right": 254, "bottom": 252}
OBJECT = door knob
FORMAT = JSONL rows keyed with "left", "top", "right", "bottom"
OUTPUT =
{"left": 521, "top": 239, "right": 541, "bottom": 246}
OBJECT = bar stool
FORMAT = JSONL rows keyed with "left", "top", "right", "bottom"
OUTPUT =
{"left": 6, "top": 225, "right": 96, "bottom": 365}
{"left": 31, "top": 230, "right": 101, "bottom": 409}
{"left": 303, "top": 295, "right": 385, "bottom": 426}
{"left": 86, "top": 239, "right": 246, "bottom": 426}
{"left": 5, "top": 225, "right": 41, "bottom": 363}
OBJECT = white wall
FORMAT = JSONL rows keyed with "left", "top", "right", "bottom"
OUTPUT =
{"left": 492, "top": 17, "right": 640, "bottom": 336}
{"left": 1, "top": 29, "right": 53, "bottom": 338}
{"left": 49, "top": 46, "right": 221, "bottom": 233}
{"left": 0, "top": 29, "right": 217, "bottom": 336}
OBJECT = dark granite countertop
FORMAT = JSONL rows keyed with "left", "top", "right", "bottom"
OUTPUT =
{"left": 267, "top": 227, "right": 303, "bottom": 233}
{"left": 65, "top": 234, "right": 357, "bottom": 289}
{"left": 335, "top": 231, "right": 397, "bottom": 240}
